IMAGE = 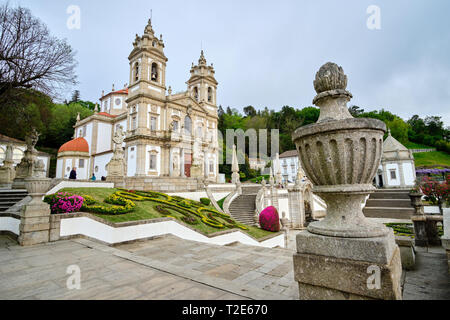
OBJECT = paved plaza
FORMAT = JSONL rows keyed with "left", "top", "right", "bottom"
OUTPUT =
{"left": 0, "top": 233, "right": 448, "bottom": 300}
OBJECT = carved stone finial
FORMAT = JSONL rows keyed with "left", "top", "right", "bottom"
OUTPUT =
{"left": 198, "top": 50, "right": 207, "bottom": 66}
{"left": 313, "top": 62, "right": 348, "bottom": 94}
{"left": 112, "top": 83, "right": 115, "bottom": 91}
{"left": 168, "top": 86, "right": 172, "bottom": 95}
{"left": 76, "top": 112, "right": 80, "bottom": 122}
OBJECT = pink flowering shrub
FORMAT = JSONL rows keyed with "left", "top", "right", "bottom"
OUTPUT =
{"left": 44, "top": 192, "right": 84, "bottom": 214}
{"left": 259, "top": 206, "right": 280, "bottom": 232}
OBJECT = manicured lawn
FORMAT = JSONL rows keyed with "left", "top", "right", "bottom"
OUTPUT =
{"left": 59, "top": 187, "right": 275, "bottom": 239}
{"left": 413, "top": 151, "right": 450, "bottom": 168}
{"left": 404, "top": 142, "right": 434, "bottom": 149}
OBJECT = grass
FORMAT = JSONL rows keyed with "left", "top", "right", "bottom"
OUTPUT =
{"left": 385, "top": 222, "right": 444, "bottom": 238}
{"left": 59, "top": 187, "right": 275, "bottom": 240}
{"left": 404, "top": 142, "right": 434, "bottom": 149}
{"left": 413, "top": 151, "right": 450, "bottom": 168}
{"left": 216, "top": 195, "right": 228, "bottom": 210}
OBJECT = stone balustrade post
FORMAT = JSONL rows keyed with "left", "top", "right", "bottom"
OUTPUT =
{"left": 291, "top": 62, "right": 402, "bottom": 300}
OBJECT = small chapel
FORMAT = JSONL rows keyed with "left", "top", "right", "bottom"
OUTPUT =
{"left": 56, "top": 18, "right": 220, "bottom": 187}
{"left": 374, "top": 129, "right": 416, "bottom": 188}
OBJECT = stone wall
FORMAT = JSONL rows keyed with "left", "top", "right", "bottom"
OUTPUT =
{"left": 109, "top": 176, "right": 203, "bottom": 192}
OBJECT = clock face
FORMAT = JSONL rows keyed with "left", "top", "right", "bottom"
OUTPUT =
{"left": 115, "top": 98, "right": 121, "bottom": 106}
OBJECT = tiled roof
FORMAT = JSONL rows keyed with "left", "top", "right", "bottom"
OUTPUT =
{"left": 279, "top": 150, "right": 298, "bottom": 158}
{"left": 97, "top": 112, "right": 118, "bottom": 118}
{"left": 0, "top": 134, "right": 26, "bottom": 145}
{"left": 58, "top": 137, "right": 89, "bottom": 153}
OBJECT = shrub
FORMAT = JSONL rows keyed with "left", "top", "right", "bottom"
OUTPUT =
{"left": 259, "top": 206, "right": 280, "bottom": 232}
{"left": 44, "top": 192, "right": 84, "bottom": 214}
{"left": 200, "top": 197, "right": 211, "bottom": 206}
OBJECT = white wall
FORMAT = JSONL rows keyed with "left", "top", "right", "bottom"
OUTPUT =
{"left": 145, "top": 145, "right": 161, "bottom": 176}
{"left": 56, "top": 159, "right": 63, "bottom": 178}
{"left": 402, "top": 162, "right": 415, "bottom": 186}
{"left": 60, "top": 216, "right": 285, "bottom": 248}
{"left": 0, "top": 216, "right": 20, "bottom": 235}
{"left": 94, "top": 152, "right": 113, "bottom": 179}
{"left": 64, "top": 159, "right": 73, "bottom": 178}
{"left": 127, "top": 145, "right": 137, "bottom": 177}
{"left": 76, "top": 158, "right": 89, "bottom": 180}
{"left": 46, "top": 180, "right": 114, "bottom": 195}
{"left": 97, "top": 122, "right": 112, "bottom": 154}
{"left": 385, "top": 163, "right": 400, "bottom": 187}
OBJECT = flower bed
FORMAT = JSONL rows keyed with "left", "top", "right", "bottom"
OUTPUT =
{"left": 45, "top": 188, "right": 249, "bottom": 231}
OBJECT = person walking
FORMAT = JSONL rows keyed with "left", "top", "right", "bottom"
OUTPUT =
{"left": 69, "top": 167, "right": 77, "bottom": 180}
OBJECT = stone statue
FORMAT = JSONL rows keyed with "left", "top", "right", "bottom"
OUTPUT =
{"left": 106, "top": 126, "right": 126, "bottom": 177}
{"left": 0, "top": 144, "right": 16, "bottom": 187}
{"left": 113, "top": 125, "right": 125, "bottom": 148}
{"left": 13, "top": 128, "right": 41, "bottom": 188}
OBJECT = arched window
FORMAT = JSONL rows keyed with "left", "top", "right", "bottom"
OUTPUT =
{"left": 184, "top": 116, "right": 192, "bottom": 135}
{"left": 193, "top": 87, "right": 198, "bottom": 101}
{"left": 207, "top": 87, "right": 212, "bottom": 102}
{"left": 0, "top": 147, "right": 5, "bottom": 163}
{"left": 13, "top": 148, "right": 24, "bottom": 164}
{"left": 151, "top": 63, "right": 158, "bottom": 81}
{"left": 134, "top": 62, "right": 139, "bottom": 82}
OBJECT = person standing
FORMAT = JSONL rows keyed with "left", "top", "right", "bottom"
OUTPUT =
{"left": 69, "top": 167, "right": 77, "bottom": 180}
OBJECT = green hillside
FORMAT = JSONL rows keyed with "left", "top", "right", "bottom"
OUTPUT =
{"left": 413, "top": 151, "right": 450, "bottom": 168}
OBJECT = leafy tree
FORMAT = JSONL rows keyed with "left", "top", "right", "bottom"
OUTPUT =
{"left": 71, "top": 90, "right": 80, "bottom": 103}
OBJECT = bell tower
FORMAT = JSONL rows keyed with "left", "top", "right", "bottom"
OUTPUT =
{"left": 127, "top": 19, "right": 167, "bottom": 100}
{"left": 186, "top": 50, "right": 218, "bottom": 109}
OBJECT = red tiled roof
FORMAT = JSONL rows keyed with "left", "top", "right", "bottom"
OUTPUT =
{"left": 100, "top": 88, "right": 128, "bottom": 100}
{"left": 97, "top": 112, "right": 117, "bottom": 118}
{"left": 58, "top": 137, "right": 89, "bottom": 153}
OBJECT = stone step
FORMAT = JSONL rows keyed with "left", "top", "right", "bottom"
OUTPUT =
{"left": 370, "top": 192, "right": 410, "bottom": 200}
{"left": 365, "top": 199, "right": 412, "bottom": 208}
{"left": 363, "top": 207, "right": 414, "bottom": 219}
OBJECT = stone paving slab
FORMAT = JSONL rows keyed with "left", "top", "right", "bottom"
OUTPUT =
{"left": 0, "top": 235, "right": 246, "bottom": 300}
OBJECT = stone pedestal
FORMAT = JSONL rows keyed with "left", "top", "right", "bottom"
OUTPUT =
{"left": 18, "top": 177, "right": 51, "bottom": 246}
{"left": 106, "top": 158, "right": 125, "bottom": 178}
{"left": 294, "top": 230, "right": 402, "bottom": 300}
{"left": 0, "top": 160, "right": 15, "bottom": 188}
{"left": 412, "top": 215, "right": 428, "bottom": 247}
{"left": 291, "top": 62, "right": 402, "bottom": 300}
{"left": 190, "top": 164, "right": 203, "bottom": 178}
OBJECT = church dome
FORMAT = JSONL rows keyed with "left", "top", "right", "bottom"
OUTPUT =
{"left": 58, "top": 137, "right": 89, "bottom": 153}
{"left": 382, "top": 130, "right": 413, "bottom": 161}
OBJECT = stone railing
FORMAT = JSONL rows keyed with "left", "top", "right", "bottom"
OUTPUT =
{"left": 410, "top": 148, "right": 436, "bottom": 153}
{"left": 223, "top": 184, "right": 241, "bottom": 215}
{"left": 205, "top": 184, "right": 226, "bottom": 214}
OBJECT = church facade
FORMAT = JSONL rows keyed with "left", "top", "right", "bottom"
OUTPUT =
{"left": 56, "top": 19, "right": 220, "bottom": 185}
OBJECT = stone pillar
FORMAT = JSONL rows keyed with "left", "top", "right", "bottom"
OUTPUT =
{"left": 18, "top": 177, "right": 51, "bottom": 246}
{"left": 135, "top": 142, "right": 146, "bottom": 177}
{"left": 399, "top": 160, "right": 406, "bottom": 188}
{"left": 231, "top": 144, "right": 240, "bottom": 184}
{"left": 409, "top": 192, "right": 427, "bottom": 246}
{"left": 0, "top": 144, "right": 16, "bottom": 188}
{"left": 291, "top": 62, "right": 402, "bottom": 300}
{"left": 288, "top": 184, "right": 305, "bottom": 229}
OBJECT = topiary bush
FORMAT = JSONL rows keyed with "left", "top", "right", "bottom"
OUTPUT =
{"left": 259, "top": 206, "right": 280, "bottom": 232}
{"left": 200, "top": 197, "right": 211, "bottom": 206}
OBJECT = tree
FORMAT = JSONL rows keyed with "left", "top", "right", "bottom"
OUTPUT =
{"left": 0, "top": 4, "right": 77, "bottom": 100}
{"left": 348, "top": 105, "right": 364, "bottom": 117}
{"left": 243, "top": 105, "right": 257, "bottom": 117}
{"left": 71, "top": 90, "right": 80, "bottom": 103}
{"left": 0, "top": 88, "right": 52, "bottom": 140}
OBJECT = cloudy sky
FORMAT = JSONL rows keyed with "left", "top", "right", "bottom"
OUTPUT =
{"left": 11, "top": 0, "right": 450, "bottom": 126}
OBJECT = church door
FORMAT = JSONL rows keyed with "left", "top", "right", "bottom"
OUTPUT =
{"left": 184, "top": 153, "right": 192, "bottom": 177}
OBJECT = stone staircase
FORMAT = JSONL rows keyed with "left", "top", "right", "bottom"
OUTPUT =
{"left": 363, "top": 189, "right": 414, "bottom": 219}
{"left": 0, "top": 189, "right": 28, "bottom": 212}
{"left": 228, "top": 184, "right": 261, "bottom": 226}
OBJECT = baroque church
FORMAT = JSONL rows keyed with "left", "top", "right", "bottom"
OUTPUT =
{"left": 56, "top": 19, "right": 220, "bottom": 185}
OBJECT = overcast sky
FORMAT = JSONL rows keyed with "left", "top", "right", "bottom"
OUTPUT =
{"left": 10, "top": 0, "right": 450, "bottom": 126}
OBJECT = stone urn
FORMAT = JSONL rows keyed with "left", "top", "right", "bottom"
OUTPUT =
{"left": 292, "top": 62, "right": 389, "bottom": 238}
{"left": 409, "top": 192, "right": 424, "bottom": 213}
{"left": 24, "top": 177, "right": 51, "bottom": 205}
